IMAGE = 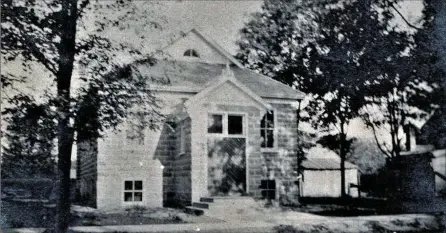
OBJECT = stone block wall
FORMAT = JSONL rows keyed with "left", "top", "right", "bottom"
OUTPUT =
{"left": 172, "top": 117, "right": 192, "bottom": 206}
{"left": 154, "top": 124, "right": 176, "bottom": 206}
{"left": 208, "top": 103, "right": 299, "bottom": 198}
{"left": 250, "top": 103, "right": 299, "bottom": 198}
{"left": 77, "top": 138, "right": 98, "bottom": 207}
{"left": 94, "top": 121, "right": 168, "bottom": 211}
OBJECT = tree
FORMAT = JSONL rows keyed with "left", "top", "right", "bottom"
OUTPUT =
{"left": 236, "top": 0, "right": 324, "bottom": 186}
{"left": 1, "top": 1, "right": 165, "bottom": 232}
{"left": 361, "top": 0, "right": 442, "bottom": 158}
{"left": 2, "top": 97, "right": 57, "bottom": 179}
{"left": 412, "top": 0, "right": 446, "bottom": 149}
{"left": 237, "top": 0, "right": 391, "bottom": 199}
{"left": 235, "top": 0, "right": 321, "bottom": 85}
{"left": 301, "top": 0, "right": 392, "bottom": 198}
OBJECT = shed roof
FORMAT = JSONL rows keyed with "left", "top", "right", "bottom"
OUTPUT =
{"left": 136, "top": 60, "right": 305, "bottom": 100}
{"left": 302, "top": 158, "right": 357, "bottom": 170}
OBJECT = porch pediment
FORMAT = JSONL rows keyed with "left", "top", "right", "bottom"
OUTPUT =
{"left": 184, "top": 67, "right": 272, "bottom": 111}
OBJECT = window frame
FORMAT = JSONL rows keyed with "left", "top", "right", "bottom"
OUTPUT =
{"left": 123, "top": 180, "right": 144, "bottom": 204}
{"left": 207, "top": 112, "right": 247, "bottom": 138}
{"left": 183, "top": 49, "right": 200, "bottom": 58}
{"left": 179, "top": 125, "right": 186, "bottom": 155}
{"left": 260, "top": 110, "right": 277, "bottom": 150}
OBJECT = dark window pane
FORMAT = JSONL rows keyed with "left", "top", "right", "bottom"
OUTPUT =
{"left": 208, "top": 114, "right": 223, "bottom": 133}
{"left": 228, "top": 115, "right": 243, "bottom": 135}
{"left": 124, "top": 181, "right": 133, "bottom": 190}
{"left": 134, "top": 192, "right": 143, "bottom": 202}
{"left": 260, "top": 111, "right": 274, "bottom": 129}
{"left": 124, "top": 192, "right": 133, "bottom": 202}
{"left": 261, "top": 129, "right": 266, "bottom": 147}
{"left": 134, "top": 181, "right": 143, "bottom": 190}
{"left": 266, "top": 130, "right": 274, "bottom": 148}
{"left": 191, "top": 50, "right": 199, "bottom": 57}
{"left": 266, "top": 115, "right": 274, "bottom": 128}
{"left": 267, "top": 111, "right": 274, "bottom": 124}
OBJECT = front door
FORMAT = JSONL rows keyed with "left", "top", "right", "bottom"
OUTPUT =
{"left": 207, "top": 137, "right": 246, "bottom": 196}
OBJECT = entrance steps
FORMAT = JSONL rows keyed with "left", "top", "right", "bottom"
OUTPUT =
{"left": 185, "top": 196, "right": 258, "bottom": 217}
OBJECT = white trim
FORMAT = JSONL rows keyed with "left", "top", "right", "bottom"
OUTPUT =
{"left": 122, "top": 179, "right": 144, "bottom": 205}
{"left": 206, "top": 111, "right": 247, "bottom": 137}
{"left": 151, "top": 87, "right": 304, "bottom": 103}
{"left": 205, "top": 111, "right": 250, "bottom": 194}
{"left": 260, "top": 110, "right": 278, "bottom": 151}
{"left": 190, "top": 29, "right": 245, "bottom": 68}
{"left": 185, "top": 76, "right": 272, "bottom": 111}
{"left": 179, "top": 125, "right": 186, "bottom": 155}
{"left": 155, "top": 28, "right": 244, "bottom": 68}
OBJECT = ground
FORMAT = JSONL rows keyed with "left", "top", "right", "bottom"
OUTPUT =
{"left": 2, "top": 199, "right": 444, "bottom": 232}
{"left": 0, "top": 200, "right": 194, "bottom": 228}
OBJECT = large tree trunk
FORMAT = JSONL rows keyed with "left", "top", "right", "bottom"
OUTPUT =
{"left": 55, "top": 0, "right": 78, "bottom": 232}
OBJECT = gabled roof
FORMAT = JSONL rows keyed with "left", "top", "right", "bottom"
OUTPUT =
{"left": 136, "top": 60, "right": 305, "bottom": 100}
{"left": 157, "top": 28, "right": 244, "bottom": 68}
{"left": 302, "top": 158, "right": 357, "bottom": 170}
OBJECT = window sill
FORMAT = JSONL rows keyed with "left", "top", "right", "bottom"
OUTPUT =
{"left": 260, "top": 148, "right": 278, "bottom": 153}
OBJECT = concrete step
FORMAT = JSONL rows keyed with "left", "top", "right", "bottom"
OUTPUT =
{"left": 185, "top": 196, "right": 258, "bottom": 217}
{"left": 195, "top": 196, "right": 258, "bottom": 215}
{"left": 201, "top": 196, "right": 257, "bottom": 209}
{"left": 184, "top": 206, "right": 205, "bottom": 216}
{"left": 192, "top": 202, "right": 210, "bottom": 209}
{"left": 200, "top": 197, "right": 214, "bottom": 203}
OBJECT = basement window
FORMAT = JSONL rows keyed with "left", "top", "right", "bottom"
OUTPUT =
{"left": 124, "top": 180, "right": 143, "bottom": 202}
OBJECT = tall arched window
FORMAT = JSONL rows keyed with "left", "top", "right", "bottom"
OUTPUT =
{"left": 183, "top": 49, "right": 199, "bottom": 58}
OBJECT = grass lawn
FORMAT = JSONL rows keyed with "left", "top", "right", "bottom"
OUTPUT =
{"left": 1, "top": 200, "right": 186, "bottom": 229}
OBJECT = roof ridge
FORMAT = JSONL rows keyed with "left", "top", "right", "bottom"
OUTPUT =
{"left": 241, "top": 68, "right": 306, "bottom": 99}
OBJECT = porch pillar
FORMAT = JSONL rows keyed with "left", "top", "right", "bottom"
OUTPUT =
{"left": 188, "top": 106, "right": 208, "bottom": 202}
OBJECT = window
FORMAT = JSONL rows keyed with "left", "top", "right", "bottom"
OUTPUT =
{"left": 208, "top": 113, "right": 244, "bottom": 136}
{"left": 179, "top": 126, "right": 186, "bottom": 155}
{"left": 228, "top": 115, "right": 243, "bottom": 135}
{"left": 183, "top": 49, "right": 199, "bottom": 58}
{"left": 124, "top": 180, "right": 143, "bottom": 202}
{"left": 260, "top": 111, "right": 275, "bottom": 148}
{"left": 208, "top": 114, "right": 223, "bottom": 133}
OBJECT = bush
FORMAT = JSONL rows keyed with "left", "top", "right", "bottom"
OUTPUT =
{"left": 1, "top": 179, "right": 54, "bottom": 200}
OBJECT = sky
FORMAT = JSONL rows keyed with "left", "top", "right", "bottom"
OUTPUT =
{"left": 155, "top": 0, "right": 423, "bottom": 54}
{"left": 159, "top": 0, "right": 263, "bottom": 53}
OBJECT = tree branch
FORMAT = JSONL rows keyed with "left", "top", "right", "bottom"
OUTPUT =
{"left": 77, "top": 0, "right": 90, "bottom": 18}
{"left": 7, "top": 14, "right": 59, "bottom": 75}
{"left": 370, "top": 121, "right": 392, "bottom": 158}
{"left": 390, "top": 4, "right": 423, "bottom": 30}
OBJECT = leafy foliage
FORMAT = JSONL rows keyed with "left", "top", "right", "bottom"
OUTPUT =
{"left": 1, "top": 0, "right": 166, "bottom": 231}
{"left": 2, "top": 97, "right": 57, "bottom": 178}
{"left": 360, "top": 0, "right": 443, "bottom": 157}
{"left": 237, "top": 0, "right": 428, "bottom": 197}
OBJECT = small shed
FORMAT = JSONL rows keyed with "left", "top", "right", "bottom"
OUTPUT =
{"left": 301, "top": 158, "right": 359, "bottom": 198}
